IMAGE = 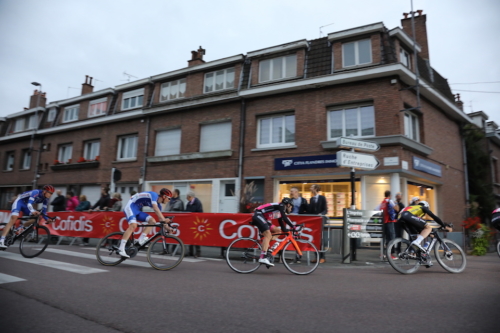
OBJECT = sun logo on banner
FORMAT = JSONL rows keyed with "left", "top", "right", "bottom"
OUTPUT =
{"left": 190, "top": 217, "right": 212, "bottom": 240}
{"left": 100, "top": 215, "right": 116, "bottom": 234}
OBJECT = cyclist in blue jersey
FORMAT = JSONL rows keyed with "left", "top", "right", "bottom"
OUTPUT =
{"left": 0, "top": 185, "right": 55, "bottom": 249}
{"left": 118, "top": 188, "right": 173, "bottom": 258}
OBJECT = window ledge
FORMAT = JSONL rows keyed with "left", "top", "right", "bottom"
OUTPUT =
{"left": 2, "top": 170, "right": 14, "bottom": 172}
{"left": 112, "top": 159, "right": 138, "bottom": 164}
{"left": 147, "top": 150, "right": 233, "bottom": 163}
{"left": 251, "top": 145, "right": 297, "bottom": 152}
{"left": 50, "top": 161, "right": 100, "bottom": 171}
{"left": 321, "top": 135, "right": 433, "bottom": 156}
{"left": 254, "top": 76, "right": 303, "bottom": 87}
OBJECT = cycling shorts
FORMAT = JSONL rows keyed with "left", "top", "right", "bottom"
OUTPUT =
{"left": 10, "top": 198, "right": 31, "bottom": 217}
{"left": 124, "top": 202, "right": 153, "bottom": 224}
{"left": 399, "top": 211, "right": 427, "bottom": 233}
{"left": 251, "top": 211, "right": 277, "bottom": 233}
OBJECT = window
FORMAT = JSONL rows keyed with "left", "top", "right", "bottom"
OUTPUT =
{"left": 400, "top": 48, "right": 411, "bottom": 68}
{"left": 117, "top": 135, "right": 138, "bottom": 160}
{"left": 328, "top": 105, "right": 375, "bottom": 139}
{"left": 63, "top": 105, "right": 79, "bottom": 123}
{"left": 21, "top": 150, "right": 31, "bottom": 169}
{"left": 122, "top": 89, "right": 144, "bottom": 110}
{"left": 14, "top": 118, "right": 25, "bottom": 132}
{"left": 342, "top": 39, "right": 372, "bottom": 67}
{"left": 155, "top": 128, "right": 181, "bottom": 156}
{"left": 259, "top": 55, "right": 297, "bottom": 83}
{"left": 5, "top": 152, "right": 15, "bottom": 171}
{"left": 28, "top": 114, "right": 38, "bottom": 129}
{"left": 204, "top": 68, "right": 235, "bottom": 93}
{"left": 58, "top": 144, "right": 73, "bottom": 163}
{"left": 200, "top": 122, "right": 232, "bottom": 152}
{"left": 88, "top": 98, "right": 108, "bottom": 117}
{"left": 161, "top": 79, "right": 186, "bottom": 101}
{"left": 84, "top": 140, "right": 100, "bottom": 160}
{"left": 47, "top": 108, "right": 56, "bottom": 122}
{"left": 404, "top": 112, "right": 420, "bottom": 141}
{"left": 257, "top": 114, "right": 295, "bottom": 148}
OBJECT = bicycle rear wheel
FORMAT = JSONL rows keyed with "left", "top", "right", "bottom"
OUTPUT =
{"left": 497, "top": 241, "right": 500, "bottom": 258}
{"left": 281, "top": 239, "right": 319, "bottom": 275}
{"left": 147, "top": 235, "right": 185, "bottom": 271}
{"left": 0, "top": 223, "right": 15, "bottom": 247}
{"left": 19, "top": 226, "right": 50, "bottom": 258}
{"left": 96, "top": 232, "right": 127, "bottom": 266}
{"left": 225, "top": 238, "right": 262, "bottom": 274}
{"left": 434, "top": 239, "right": 466, "bottom": 273}
{"left": 386, "top": 238, "right": 421, "bottom": 274}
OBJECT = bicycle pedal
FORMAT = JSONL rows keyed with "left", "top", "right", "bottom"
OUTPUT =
{"left": 266, "top": 265, "right": 271, "bottom": 269}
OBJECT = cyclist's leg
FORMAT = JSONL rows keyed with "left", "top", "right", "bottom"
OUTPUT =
{"left": 136, "top": 213, "right": 156, "bottom": 244}
{"left": 252, "top": 213, "right": 273, "bottom": 266}
{"left": 1, "top": 199, "right": 24, "bottom": 238}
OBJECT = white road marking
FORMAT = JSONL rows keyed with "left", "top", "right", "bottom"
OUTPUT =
{"left": 0, "top": 272, "right": 26, "bottom": 284}
{"left": 79, "top": 247, "right": 207, "bottom": 262}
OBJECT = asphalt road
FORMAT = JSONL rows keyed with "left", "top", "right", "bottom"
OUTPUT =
{"left": 0, "top": 245, "right": 499, "bottom": 333}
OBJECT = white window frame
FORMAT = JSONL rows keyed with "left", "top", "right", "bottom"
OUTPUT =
{"left": 88, "top": 97, "right": 108, "bottom": 117}
{"left": 258, "top": 55, "right": 297, "bottom": 83}
{"left": 257, "top": 114, "right": 295, "bottom": 148}
{"left": 160, "top": 78, "right": 186, "bottom": 102}
{"left": 122, "top": 88, "right": 144, "bottom": 111}
{"left": 5, "top": 152, "right": 15, "bottom": 171}
{"left": 84, "top": 140, "right": 100, "bottom": 160}
{"left": 14, "top": 118, "right": 25, "bottom": 132}
{"left": 27, "top": 114, "right": 38, "bottom": 130}
{"left": 47, "top": 108, "right": 56, "bottom": 122}
{"left": 200, "top": 122, "right": 232, "bottom": 152}
{"left": 155, "top": 128, "right": 181, "bottom": 156}
{"left": 21, "top": 150, "right": 31, "bottom": 170}
{"left": 327, "top": 105, "right": 375, "bottom": 140}
{"left": 58, "top": 144, "right": 73, "bottom": 163}
{"left": 63, "top": 104, "right": 79, "bottom": 123}
{"left": 404, "top": 112, "right": 420, "bottom": 142}
{"left": 400, "top": 48, "right": 411, "bottom": 69}
{"left": 204, "top": 68, "right": 235, "bottom": 93}
{"left": 117, "top": 135, "right": 138, "bottom": 161}
{"left": 342, "top": 39, "right": 372, "bottom": 67}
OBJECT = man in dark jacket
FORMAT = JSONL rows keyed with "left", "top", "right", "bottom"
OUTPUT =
{"left": 308, "top": 184, "right": 328, "bottom": 263}
{"left": 185, "top": 191, "right": 203, "bottom": 258}
{"left": 50, "top": 190, "right": 66, "bottom": 212}
{"left": 289, "top": 187, "right": 308, "bottom": 214}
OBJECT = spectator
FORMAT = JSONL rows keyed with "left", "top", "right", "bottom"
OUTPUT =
{"left": 289, "top": 187, "right": 308, "bottom": 214}
{"left": 50, "top": 190, "right": 66, "bottom": 212}
{"left": 109, "top": 193, "right": 123, "bottom": 211}
{"left": 375, "top": 190, "right": 398, "bottom": 260}
{"left": 75, "top": 195, "right": 91, "bottom": 211}
{"left": 65, "top": 191, "right": 79, "bottom": 212}
{"left": 89, "top": 187, "right": 111, "bottom": 212}
{"left": 409, "top": 196, "right": 420, "bottom": 205}
{"left": 185, "top": 191, "right": 203, "bottom": 258}
{"left": 165, "top": 189, "right": 184, "bottom": 211}
{"left": 308, "top": 184, "right": 328, "bottom": 263}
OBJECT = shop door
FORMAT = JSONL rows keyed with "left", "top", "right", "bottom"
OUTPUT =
{"left": 219, "top": 181, "right": 237, "bottom": 213}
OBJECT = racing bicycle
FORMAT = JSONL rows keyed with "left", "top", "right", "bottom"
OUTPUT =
{"left": 225, "top": 223, "right": 319, "bottom": 275}
{"left": 386, "top": 223, "right": 466, "bottom": 274}
{"left": 0, "top": 213, "right": 54, "bottom": 258}
{"left": 96, "top": 217, "right": 185, "bottom": 271}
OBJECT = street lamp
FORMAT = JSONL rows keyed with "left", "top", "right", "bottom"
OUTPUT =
{"left": 31, "top": 82, "right": 42, "bottom": 189}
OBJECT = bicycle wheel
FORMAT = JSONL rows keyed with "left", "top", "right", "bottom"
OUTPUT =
{"left": 147, "top": 235, "right": 185, "bottom": 271}
{"left": 497, "top": 241, "right": 500, "bottom": 258}
{"left": 281, "top": 239, "right": 319, "bottom": 275}
{"left": 0, "top": 223, "right": 15, "bottom": 247}
{"left": 96, "top": 232, "right": 127, "bottom": 266}
{"left": 386, "top": 238, "right": 421, "bottom": 274}
{"left": 19, "top": 226, "right": 50, "bottom": 258}
{"left": 225, "top": 238, "right": 262, "bottom": 274}
{"left": 434, "top": 239, "right": 466, "bottom": 273}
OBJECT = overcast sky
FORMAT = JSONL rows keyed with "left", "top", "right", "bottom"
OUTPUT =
{"left": 1, "top": 0, "right": 499, "bottom": 125}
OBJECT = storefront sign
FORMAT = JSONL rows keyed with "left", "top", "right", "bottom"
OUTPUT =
{"left": 274, "top": 154, "right": 337, "bottom": 170}
{"left": 413, "top": 156, "right": 442, "bottom": 177}
{"left": 337, "top": 137, "right": 380, "bottom": 152}
{"left": 384, "top": 157, "right": 399, "bottom": 166}
{"left": 337, "top": 151, "right": 379, "bottom": 170}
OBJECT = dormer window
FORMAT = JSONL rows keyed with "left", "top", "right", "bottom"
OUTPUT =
{"left": 400, "top": 48, "right": 411, "bottom": 69}
{"left": 14, "top": 118, "right": 25, "bottom": 132}
{"left": 342, "top": 39, "right": 371, "bottom": 67}
{"left": 259, "top": 55, "right": 297, "bottom": 83}
{"left": 204, "top": 68, "right": 234, "bottom": 93}
{"left": 28, "top": 114, "right": 37, "bottom": 129}
{"left": 47, "top": 108, "right": 56, "bottom": 122}
{"left": 161, "top": 78, "right": 186, "bottom": 101}
{"left": 89, "top": 97, "right": 108, "bottom": 117}
{"left": 63, "top": 105, "right": 79, "bottom": 123}
{"left": 122, "top": 88, "right": 144, "bottom": 110}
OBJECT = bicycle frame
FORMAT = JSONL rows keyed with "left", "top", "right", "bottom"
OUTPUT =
{"left": 400, "top": 224, "right": 452, "bottom": 257}
{"left": 268, "top": 232, "right": 303, "bottom": 257}
{"left": 6, "top": 214, "right": 52, "bottom": 246}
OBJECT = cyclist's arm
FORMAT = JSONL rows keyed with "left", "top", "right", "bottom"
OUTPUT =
{"left": 277, "top": 205, "right": 294, "bottom": 231}
{"left": 422, "top": 207, "right": 445, "bottom": 227}
{"left": 152, "top": 203, "right": 166, "bottom": 223}
{"left": 27, "top": 196, "right": 40, "bottom": 216}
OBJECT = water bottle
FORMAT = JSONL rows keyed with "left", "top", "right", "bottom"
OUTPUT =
{"left": 423, "top": 241, "right": 430, "bottom": 250}
{"left": 270, "top": 240, "right": 281, "bottom": 251}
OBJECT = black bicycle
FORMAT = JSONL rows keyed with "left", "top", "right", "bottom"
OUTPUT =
{"left": 96, "top": 217, "right": 185, "bottom": 271}
{"left": 0, "top": 213, "right": 54, "bottom": 258}
{"left": 386, "top": 223, "right": 466, "bottom": 274}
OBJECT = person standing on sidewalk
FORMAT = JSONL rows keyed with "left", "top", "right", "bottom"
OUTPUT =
{"left": 308, "top": 184, "right": 328, "bottom": 263}
{"left": 185, "top": 191, "right": 203, "bottom": 258}
{"left": 289, "top": 187, "right": 308, "bottom": 214}
{"left": 375, "top": 190, "right": 398, "bottom": 260}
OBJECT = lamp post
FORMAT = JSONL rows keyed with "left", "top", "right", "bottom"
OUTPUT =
{"left": 31, "top": 82, "right": 42, "bottom": 189}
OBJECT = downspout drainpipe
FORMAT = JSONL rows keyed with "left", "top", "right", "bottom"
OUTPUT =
{"left": 141, "top": 116, "right": 150, "bottom": 192}
{"left": 461, "top": 125, "right": 470, "bottom": 251}
{"left": 237, "top": 98, "right": 246, "bottom": 212}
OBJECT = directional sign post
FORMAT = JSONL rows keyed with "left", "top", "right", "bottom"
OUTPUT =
{"left": 337, "top": 137, "right": 380, "bottom": 152}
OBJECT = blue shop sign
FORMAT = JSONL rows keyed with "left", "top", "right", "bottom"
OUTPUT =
{"left": 275, "top": 154, "right": 337, "bottom": 170}
{"left": 413, "top": 156, "right": 442, "bottom": 177}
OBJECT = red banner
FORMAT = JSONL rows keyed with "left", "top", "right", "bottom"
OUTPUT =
{"left": 0, "top": 211, "right": 323, "bottom": 248}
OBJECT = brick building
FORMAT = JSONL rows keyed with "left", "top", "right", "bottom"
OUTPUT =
{"left": 1, "top": 11, "right": 498, "bottom": 226}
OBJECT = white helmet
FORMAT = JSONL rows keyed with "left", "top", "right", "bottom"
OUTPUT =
{"left": 418, "top": 201, "right": 429, "bottom": 208}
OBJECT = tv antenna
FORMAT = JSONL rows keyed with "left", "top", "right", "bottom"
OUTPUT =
{"left": 123, "top": 72, "right": 138, "bottom": 82}
{"left": 67, "top": 86, "right": 79, "bottom": 97}
{"left": 319, "top": 22, "right": 334, "bottom": 37}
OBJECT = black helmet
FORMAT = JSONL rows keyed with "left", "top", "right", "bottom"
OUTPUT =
{"left": 281, "top": 197, "right": 294, "bottom": 207}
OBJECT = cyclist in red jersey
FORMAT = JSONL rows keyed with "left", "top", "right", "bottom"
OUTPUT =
{"left": 251, "top": 198, "right": 295, "bottom": 266}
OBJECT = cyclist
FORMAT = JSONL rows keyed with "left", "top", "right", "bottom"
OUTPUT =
{"left": 118, "top": 188, "right": 173, "bottom": 258}
{"left": 251, "top": 198, "right": 296, "bottom": 266}
{"left": 0, "top": 185, "right": 55, "bottom": 249}
{"left": 492, "top": 208, "right": 500, "bottom": 231}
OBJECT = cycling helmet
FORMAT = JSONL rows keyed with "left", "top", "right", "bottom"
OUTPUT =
{"left": 159, "top": 188, "right": 173, "bottom": 198}
{"left": 418, "top": 201, "right": 429, "bottom": 208}
{"left": 281, "top": 197, "right": 294, "bottom": 207}
{"left": 43, "top": 185, "right": 55, "bottom": 193}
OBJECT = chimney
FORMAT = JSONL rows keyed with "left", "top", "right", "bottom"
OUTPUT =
{"left": 29, "top": 89, "right": 47, "bottom": 109}
{"left": 454, "top": 94, "right": 464, "bottom": 111}
{"left": 81, "top": 75, "right": 94, "bottom": 95}
{"left": 188, "top": 46, "right": 206, "bottom": 67}
{"left": 401, "top": 10, "right": 430, "bottom": 60}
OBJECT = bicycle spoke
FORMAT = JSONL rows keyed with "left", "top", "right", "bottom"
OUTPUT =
{"left": 147, "top": 235, "right": 185, "bottom": 270}
{"left": 281, "top": 239, "right": 319, "bottom": 275}
{"left": 226, "top": 238, "right": 262, "bottom": 274}
{"left": 386, "top": 238, "right": 421, "bottom": 274}
{"left": 96, "top": 232, "right": 127, "bottom": 266}
{"left": 434, "top": 239, "right": 466, "bottom": 273}
{"left": 20, "top": 226, "right": 50, "bottom": 258}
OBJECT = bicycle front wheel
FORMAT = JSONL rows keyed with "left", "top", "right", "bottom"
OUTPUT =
{"left": 19, "top": 226, "right": 50, "bottom": 258}
{"left": 497, "top": 241, "right": 500, "bottom": 258}
{"left": 0, "top": 223, "right": 14, "bottom": 247}
{"left": 96, "top": 232, "right": 127, "bottom": 266}
{"left": 434, "top": 239, "right": 466, "bottom": 273}
{"left": 225, "top": 238, "right": 262, "bottom": 274}
{"left": 386, "top": 238, "right": 421, "bottom": 274}
{"left": 281, "top": 239, "right": 319, "bottom": 275}
{"left": 147, "top": 235, "right": 185, "bottom": 271}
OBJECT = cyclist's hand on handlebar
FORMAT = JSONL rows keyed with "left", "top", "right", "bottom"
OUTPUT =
{"left": 32, "top": 211, "right": 41, "bottom": 217}
{"left": 443, "top": 224, "right": 453, "bottom": 232}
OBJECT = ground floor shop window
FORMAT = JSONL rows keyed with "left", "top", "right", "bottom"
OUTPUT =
{"left": 151, "top": 181, "right": 213, "bottom": 213}
{"left": 407, "top": 181, "right": 435, "bottom": 210}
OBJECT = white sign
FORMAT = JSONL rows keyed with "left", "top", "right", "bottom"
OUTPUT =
{"left": 384, "top": 157, "right": 399, "bottom": 166}
{"left": 402, "top": 160, "right": 408, "bottom": 170}
{"left": 337, "top": 151, "right": 380, "bottom": 170}
{"left": 337, "top": 137, "right": 380, "bottom": 152}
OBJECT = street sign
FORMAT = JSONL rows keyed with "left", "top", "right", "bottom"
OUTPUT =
{"left": 337, "top": 137, "right": 380, "bottom": 152}
{"left": 337, "top": 151, "right": 380, "bottom": 170}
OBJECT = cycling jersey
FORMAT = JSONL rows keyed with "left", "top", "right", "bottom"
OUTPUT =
{"left": 492, "top": 208, "right": 500, "bottom": 231}
{"left": 399, "top": 204, "right": 445, "bottom": 227}
{"left": 124, "top": 191, "right": 162, "bottom": 224}
{"left": 11, "top": 190, "right": 48, "bottom": 216}
{"left": 252, "top": 203, "right": 294, "bottom": 233}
